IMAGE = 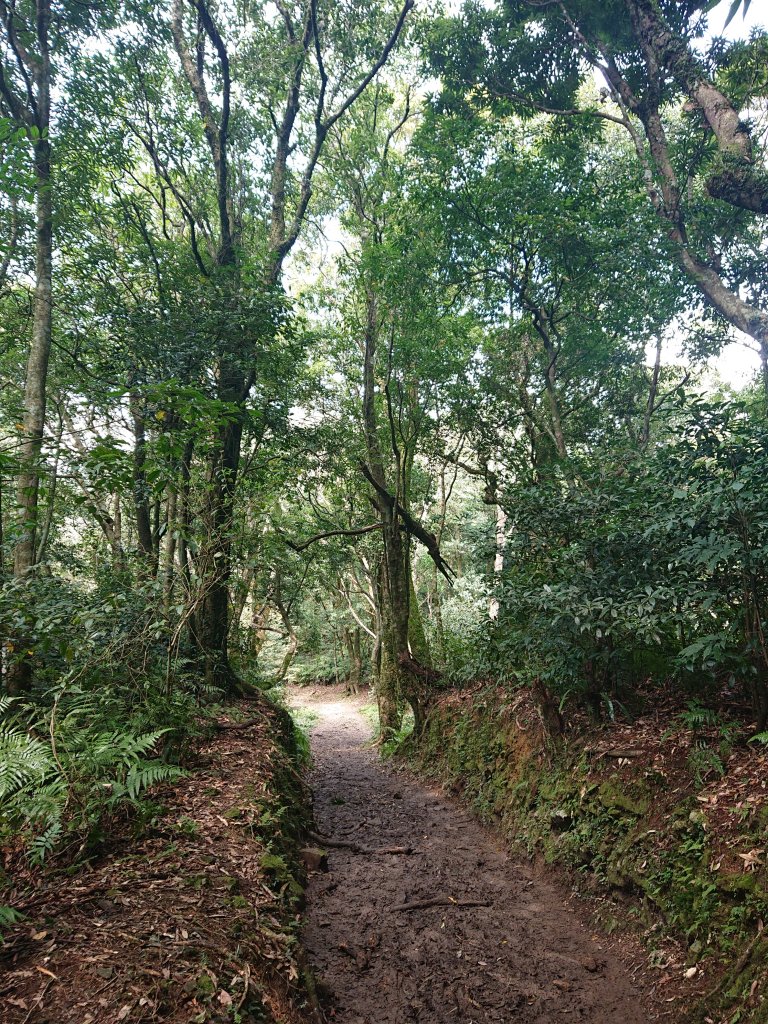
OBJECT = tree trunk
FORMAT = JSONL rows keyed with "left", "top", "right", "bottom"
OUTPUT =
{"left": 586, "top": 12, "right": 768, "bottom": 369}
{"left": 408, "top": 574, "right": 431, "bottom": 669}
{"left": 35, "top": 413, "right": 62, "bottom": 565}
{"left": 198, "top": 410, "right": 243, "bottom": 691}
{"left": 7, "top": 10, "right": 52, "bottom": 695}
{"left": 429, "top": 563, "right": 446, "bottom": 665}
{"left": 344, "top": 627, "right": 362, "bottom": 694}
{"left": 163, "top": 486, "right": 178, "bottom": 612}
{"left": 489, "top": 505, "right": 507, "bottom": 621}
{"left": 374, "top": 556, "right": 404, "bottom": 735}
{"left": 130, "top": 393, "right": 155, "bottom": 563}
{"left": 625, "top": 0, "right": 768, "bottom": 214}
{"left": 13, "top": 148, "right": 52, "bottom": 583}
{"left": 272, "top": 569, "right": 297, "bottom": 684}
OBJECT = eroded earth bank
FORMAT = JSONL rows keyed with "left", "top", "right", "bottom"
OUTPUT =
{"left": 292, "top": 686, "right": 655, "bottom": 1024}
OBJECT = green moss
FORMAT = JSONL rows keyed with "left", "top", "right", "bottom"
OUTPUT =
{"left": 597, "top": 779, "right": 650, "bottom": 816}
{"left": 717, "top": 871, "right": 761, "bottom": 896}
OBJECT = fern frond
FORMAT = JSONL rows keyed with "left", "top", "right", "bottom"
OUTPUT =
{"left": 28, "top": 821, "right": 63, "bottom": 866}
{"left": 0, "top": 905, "right": 25, "bottom": 939}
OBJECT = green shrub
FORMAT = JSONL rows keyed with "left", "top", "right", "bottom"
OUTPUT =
{"left": 0, "top": 690, "right": 186, "bottom": 863}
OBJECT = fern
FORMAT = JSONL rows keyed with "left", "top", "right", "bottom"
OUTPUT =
{"left": 0, "top": 699, "right": 185, "bottom": 863}
{"left": 124, "top": 761, "right": 182, "bottom": 800}
{"left": 677, "top": 701, "right": 720, "bottom": 733}
{"left": 0, "top": 694, "right": 17, "bottom": 716}
{"left": 0, "top": 905, "right": 25, "bottom": 941}
{"left": 29, "top": 822, "right": 63, "bottom": 866}
{"left": 0, "top": 723, "right": 55, "bottom": 799}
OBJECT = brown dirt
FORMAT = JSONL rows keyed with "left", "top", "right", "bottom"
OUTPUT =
{"left": 293, "top": 685, "right": 655, "bottom": 1024}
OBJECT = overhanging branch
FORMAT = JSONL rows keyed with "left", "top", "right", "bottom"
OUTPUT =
{"left": 282, "top": 522, "right": 381, "bottom": 552}
{"left": 360, "top": 463, "right": 455, "bottom": 584}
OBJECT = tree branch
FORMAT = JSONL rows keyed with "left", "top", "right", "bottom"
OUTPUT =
{"left": 283, "top": 523, "right": 382, "bottom": 552}
{"left": 360, "top": 462, "right": 455, "bottom": 583}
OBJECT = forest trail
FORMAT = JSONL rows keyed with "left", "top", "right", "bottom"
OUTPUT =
{"left": 292, "top": 686, "right": 655, "bottom": 1024}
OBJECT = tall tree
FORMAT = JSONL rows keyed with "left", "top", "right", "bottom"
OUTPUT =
{"left": 0, "top": 0, "right": 115, "bottom": 693}
{"left": 156, "top": 0, "right": 413, "bottom": 690}
{"left": 428, "top": 0, "right": 768, "bottom": 384}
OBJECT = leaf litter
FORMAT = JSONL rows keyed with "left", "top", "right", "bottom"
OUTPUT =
{"left": 0, "top": 703, "right": 314, "bottom": 1024}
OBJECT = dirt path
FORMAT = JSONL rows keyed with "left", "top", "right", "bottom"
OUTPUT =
{"left": 293, "top": 686, "right": 654, "bottom": 1024}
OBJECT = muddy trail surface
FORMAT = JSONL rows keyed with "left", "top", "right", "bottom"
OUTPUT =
{"left": 291, "top": 685, "right": 655, "bottom": 1024}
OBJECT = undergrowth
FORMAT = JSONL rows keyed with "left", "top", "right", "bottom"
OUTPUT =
{"left": 361, "top": 701, "right": 414, "bottom": 755}
{"left": 0, "top": 683, "right": 201, "bottom": 865}
{"left": 268, "top": 685, "right": 317, "bottom": 765}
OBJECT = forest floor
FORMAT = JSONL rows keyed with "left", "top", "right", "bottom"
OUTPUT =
{"left": 0, "top": 701, "right": 315, "bottom": 1024}
{"left": 292, "top": 683, "right": 657, "bottom": 1024}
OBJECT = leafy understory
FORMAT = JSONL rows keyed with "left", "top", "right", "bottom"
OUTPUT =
{"left": 0, "top": 700, "right": 315, "bottom": 1024}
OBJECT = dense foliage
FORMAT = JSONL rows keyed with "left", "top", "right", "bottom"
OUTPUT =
{"left": 1, "top": 0, "right": 767, "bottom": 863}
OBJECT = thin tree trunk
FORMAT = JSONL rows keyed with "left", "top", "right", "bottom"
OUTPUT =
{"left": 489, "top": 505, "right": 507, "bottom": 621}
{"left": 362, "top": 291, "right": 405, "bottom": 734}
{"left": 197, "top": 410, "right": 243, "bottom": 690}
{"left": 274, "top": 603, "right": 298, "bottom": 683}
{"left": 13, "top": 144, "right": 52, "bottom": 584}
{"left": 6, "top": 4, "right": 53, "bottom": 695}
{"left": 130, "top": 393, "right": 154, "bottom": 562}
{"left": 0, "top": 196, "right": 19, "bottom": 294}
{"left": 163, "top": 486, "right": 178, "bottom": 612}
{"left": 346, "top": 627, "right": 362, "bottom": 694}
{"left": 35, "top": 412, "right": 63, "bottom": 564}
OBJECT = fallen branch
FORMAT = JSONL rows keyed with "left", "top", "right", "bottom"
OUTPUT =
{"left": 391, "top": 896, "right": 492, "bottom": 912}
{"left": 214, "top": 717, "right": 265, "bottom": 731}
{"left": 308, "top": 830, "right": 413, "bottom": 856}
{"left": 598, "top": 748, "right": 643, "bottom": 759}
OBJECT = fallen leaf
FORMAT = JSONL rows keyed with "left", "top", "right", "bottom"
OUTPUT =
{"left": 738, "top": 849, "right": 765, "bottom": 872}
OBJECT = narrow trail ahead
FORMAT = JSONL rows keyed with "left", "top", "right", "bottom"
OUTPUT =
{"left": 292, "top": 686, "right": 655, "bottom": 1024}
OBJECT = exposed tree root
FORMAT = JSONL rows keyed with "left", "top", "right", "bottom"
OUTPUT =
{"left": 214, "top": 717, "right": 267, "bottom": 731}
{"left": 308, "top": 830, "right": 413, "bottom": 856}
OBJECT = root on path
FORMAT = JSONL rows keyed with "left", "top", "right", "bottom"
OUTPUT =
{"left": 308, "top": 829, "right": 413, "bottom": 856}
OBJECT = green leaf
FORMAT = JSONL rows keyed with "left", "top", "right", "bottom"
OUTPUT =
{"left": 724, "top": 0, "right": 751, "bottom": 30}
